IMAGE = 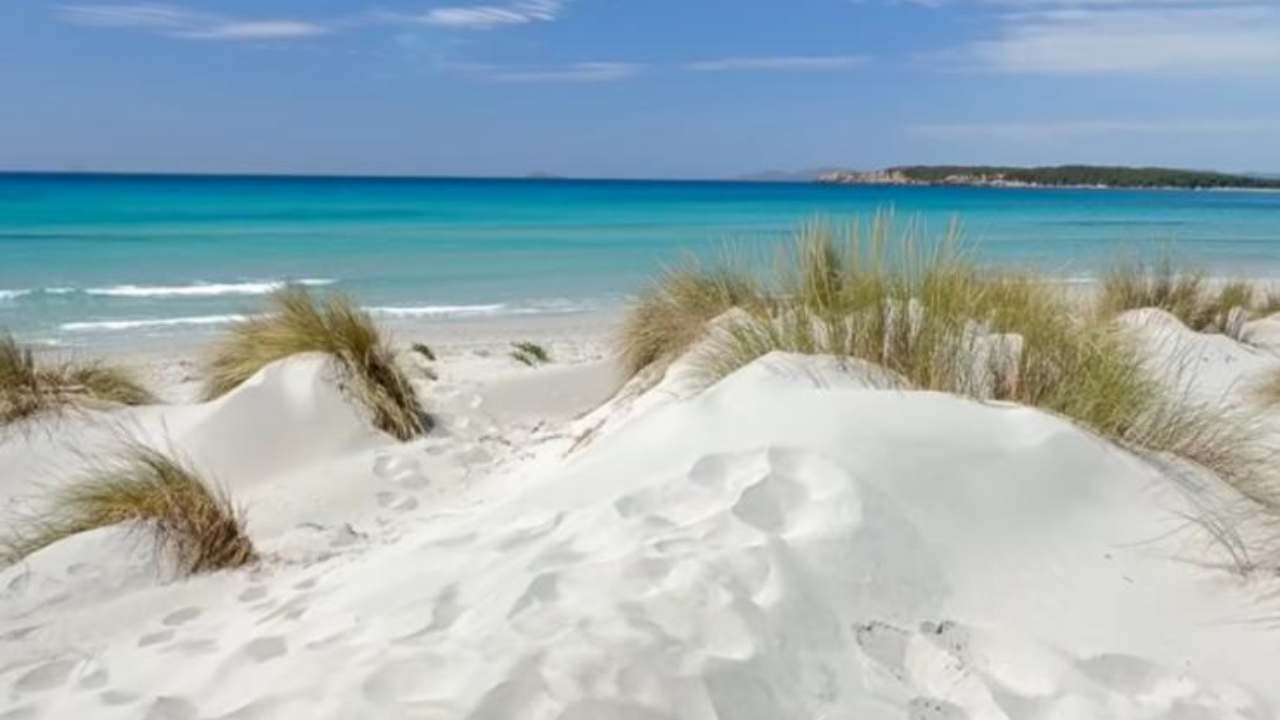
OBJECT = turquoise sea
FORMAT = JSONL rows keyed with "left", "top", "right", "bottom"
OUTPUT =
{"left": 3, "top": 172, "right": 1280, "bottom": 348}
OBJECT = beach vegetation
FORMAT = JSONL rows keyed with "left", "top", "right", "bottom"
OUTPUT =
{"left": 619, "top": 262, "right": 764, "bottom": 377}
{"left": 1, "top": 443, "right": 255, "bottom": 575}
{"left": 510, "top": 341, "right": 551, "bottom": 367}
{"left": 411, "top": 343, "right": 436, "bottom": 362}
{"left": 1, "top": 334, "right": 155, "bottom": 426}
{"left": 622, "top": 216, "right": 1280, "bottom": 571}
{"left": 201, "top": 286, "right": 430, "bottom": 441}
{"left": 1098, "top": 259, "right": 1268, "bottom": 339}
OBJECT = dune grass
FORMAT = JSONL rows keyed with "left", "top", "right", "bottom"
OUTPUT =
{"left": 201, "top": 287, "right": 429, "bottom": 441}
{"left": 1, "top": 334, "right": 155, "bottom": 426}
{"left": 1098, "top": 257, "right": 1263, "bottom": 338}
{"left": 511, "top": 341, "right": 551, "bottom": 367}
{"left": 619, "top": 261, "right": 765, "bottom": 377}
{"left": 2, "top": 443, "right": 255, "bottom": 575}
{"left": 620, "top": 216, "right": 1280, "bottom": 570}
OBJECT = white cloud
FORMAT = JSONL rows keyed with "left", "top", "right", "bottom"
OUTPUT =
{"left": 946, "top": 1, "right": 1280, "bottom": 74}
{"left": 487, "top": 61, "right": 641, "bottom": 82}
{"left": 412, "top": 0, "right": 565, "bottom": 29}
{"left": 687, "top": 55, "right": 868, "bottom": 72}
{"left": 59, "top": 3, "right": 329, "bottom": 40}
{"left": 178, "top": 21, "right": 328, "bottom": 40}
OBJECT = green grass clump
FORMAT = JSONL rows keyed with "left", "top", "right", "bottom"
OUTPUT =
{"left": 1098, "top": 258, "right": 1262, "bottom": 338}
{"left": 3, "top": 444, "right": 256, "bottom": 575}
{"left": 619, "top": 262, "right": 764, "bottom": 377}
{"left": 1, "top": 334, "right": 155, "bottom": 426}
{"left": 510, "top": 341, "right": 551, "bottom": 367}
{"left": 201, "top": 287, "right": 430, "bottom": 441}
{"left": 1098, "top": 256, "right": 1208, "bottom": 327}
{"left": 622, "top": 216, "right": 1280, "bottom": 570}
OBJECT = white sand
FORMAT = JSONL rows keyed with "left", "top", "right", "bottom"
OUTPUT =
{"left": 2, "top": 312, "right": 1280, "bottom": 719}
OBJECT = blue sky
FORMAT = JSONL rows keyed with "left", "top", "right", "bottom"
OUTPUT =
{"left": 2, "top": 0, "right": 1279, "bottom": 178}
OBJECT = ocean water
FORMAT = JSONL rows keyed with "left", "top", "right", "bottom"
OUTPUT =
{"left": 3, "top": 172, "right": 1280, "bottom": 348}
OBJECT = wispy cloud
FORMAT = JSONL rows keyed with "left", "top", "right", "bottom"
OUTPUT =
{"left": 59, "top": 3, "right": 329, "bottom": 39}
{"left": 406, "top": 0, "right": 566, "bottom": 29}
{"left": 941, "top": 1, "right": 1280, "bottom": 74}
{"left": 485, "top": 61, "right": 641, "bottom": 82}
{"left": 686, "top": 55, "right": 868, "bottom": 72}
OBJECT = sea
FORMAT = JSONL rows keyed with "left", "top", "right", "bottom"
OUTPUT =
{"left": 3, "top": 172, "right": 1280, "bottom": 349}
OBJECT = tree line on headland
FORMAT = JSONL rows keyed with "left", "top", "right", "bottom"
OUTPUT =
{"left": 817, "top": 165, "right": 1280, "bottom": 190}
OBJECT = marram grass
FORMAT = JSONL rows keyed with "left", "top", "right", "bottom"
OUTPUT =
{"left": 619, "top": 261, "right": 765, "bottom": 377}
{"left": 202, "top": 287, "right": 429, "bottom": 441}
{"left": 1, "top": 334, "right": 155, "bottom": 426}
{"left": 620, "top": 216, "right": 1280, "bottom": 571}
{"left": 2, "top": 443, "right": 256, "bottom": 576}
{"left": 1098, "top": 256, "right": 1264, "bottom": 339}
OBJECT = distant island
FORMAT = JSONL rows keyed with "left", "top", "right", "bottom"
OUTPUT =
{"left": 817, "top": 165, "right": 1280, "bottom": 190}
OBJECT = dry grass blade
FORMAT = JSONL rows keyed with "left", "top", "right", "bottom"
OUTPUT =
{"left": 2, "top": 443, "right": 256, "bottom": 575}
{"left": 1, "top": 333, "right": 156, "bottom": 426}
{"left": 201, "top": 287, "right": 429, "bottom": 441}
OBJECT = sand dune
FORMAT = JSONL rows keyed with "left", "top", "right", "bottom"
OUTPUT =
{"left": 1, "top": 322, "right": 1278, "bottom": 719}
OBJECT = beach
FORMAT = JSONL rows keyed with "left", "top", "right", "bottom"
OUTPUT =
{"left": 4, "top": 180, "right": 1280, "bottom": 719}
{"left": 5, "top": 259, "right": 1280, "bottom": 718}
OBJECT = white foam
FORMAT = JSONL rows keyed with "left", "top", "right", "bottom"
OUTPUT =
{"left": 369, "top": 304, "right": 508, "bottom": 318}
{"left": 60, "top": 314, "right": 249, "bottom": 332}
{"left": 0, "top": 289, "right": 30, "bottom": 301}
{"left": 83, "top": 278, "right": 334, "bottom": 298}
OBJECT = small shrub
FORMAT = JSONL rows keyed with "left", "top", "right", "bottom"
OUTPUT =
{"left": 201, "top": 287, "right": 429, "bottom": 441}
{"left": 2, "top": 443, "right": 256, "bottom": 575}
{"left": 1, "top": 334, "right": 155, "bottom": 426}
{"left": 411, "top": 343, "right": 436, "bottom": 362}
{"left": 511, "top": 341, "right": 551, "bottom": 367}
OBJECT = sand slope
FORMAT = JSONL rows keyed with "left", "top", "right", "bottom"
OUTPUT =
{"left": 1, "top": 341, "right": 1278, "bottom": 719}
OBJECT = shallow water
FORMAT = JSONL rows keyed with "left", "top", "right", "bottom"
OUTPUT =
{"left": 3, "top": 173, "right": 1279, "bottom": 347}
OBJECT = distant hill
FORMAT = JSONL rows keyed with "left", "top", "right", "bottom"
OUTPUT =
{"left": 818, "top": 165, "right": 1280, "bottom": 190}
{"left": 737, "top": 168, "right": 842, "bottom": 183}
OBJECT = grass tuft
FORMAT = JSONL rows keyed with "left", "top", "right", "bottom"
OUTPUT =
{"left": 2, "top": 443, "right": 256, "bottom": 575}
{"left": 201, "top": 287, "right": 429, "bottom": 441}
{"left": 619, "top": 261, "right": 764, "bottom": 377}
{"left": 1098, "top": 258, "right": 1261, "bottom": 338}
{"left": 411, "top": 343, "right": 436, "bottom": 362}
{"left": 621, "top": 216, "right": 1280, "bottom": 571}
{"left": 1, "top": 334, "right": 155, "bottom": 426}
{"left": 510, "top": 341, "right": 551, "bottom": 367}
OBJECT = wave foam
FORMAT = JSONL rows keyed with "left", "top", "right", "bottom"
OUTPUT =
{"left": 83, "top": 278, "right": 334, "bottom": 298}
{"left": 369, "top": 304, "right": 508, "bottom": 318}
{"left": 0, "top": 289, "right": 29, "bottom": 301}
{"left": 61, "top": 314, "right": 249, "bottom": 332}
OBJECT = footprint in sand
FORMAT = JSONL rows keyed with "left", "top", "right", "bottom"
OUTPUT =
{"left": 138, "top": 630, "right": 175, "bottom": 647}
{"left": 13, "top": 659, "right": 77, "bottom": 693}
{"left": 142, "top": 696, "right": 198, "bottom": 720}
{"left": 100, "top": 690, "right": 138, "bottom": 706}
{"left": 162, "top": 607, "right": 203, "bottom": 627}
{"left": 908, "top": 697, "right": 970, "bottom": 720}
{"left": 78, "top": 665, "right": 109, "bottom": 690}
{"left": 395, "top": 584, "right": 464, "bottom": 643}
{"left": 242, "top": 636, "right": 288, "bottom": 663}
{"left": 855, "top": 621, "right": 911, "bottom": 681}
{"left": 0, "top": 705, "right": 39, "bottom": 720}
{"left": 238, "top": 586, "right": 269, "bottom": 603}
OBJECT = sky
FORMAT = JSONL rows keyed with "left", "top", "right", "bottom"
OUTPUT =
{"left": 1, "top": 0, "right": 1279, "bottom": 178}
